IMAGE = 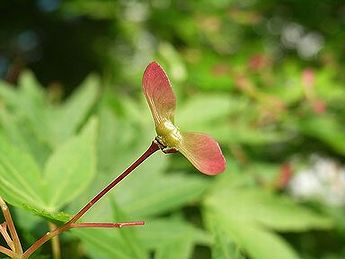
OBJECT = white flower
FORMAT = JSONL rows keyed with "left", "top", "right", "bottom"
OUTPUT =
{"left": 289, "top": 156, "right": 345, "bottom": 206}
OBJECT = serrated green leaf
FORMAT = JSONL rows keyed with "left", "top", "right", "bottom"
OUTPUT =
{"left": 18, "top": 70, "right": 45, "bottom": 100}
{"left": 0, "top": 135, "right": 46, "bottom": 209}
{"left": 43, "top": 117, "right": 98, "bottom": 209}
{"left": 204, "top": 164, "right": 335, "bottom": 259}
{"left": 204, "top": 176, "right": 333, "bottom": 259}
{"left": 50, "top": 75, "right": 99, "bottom": 144}
{"left": 0, "top": 108, "right": 51, "bottom": 167}
{"left": 205, "top": 209, "right": 300, "bottom": 259}
{"left": 206, "top": 187, "right": 332, "bottom": 231}
{"left": 0, "top": 117, "right": 97, "bottom": 220}
{"left": 16, "top": 71, "right": 53, "bottom": 144}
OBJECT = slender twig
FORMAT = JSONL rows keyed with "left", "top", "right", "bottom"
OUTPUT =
{"left": 0, "top": 223, "right": 15, "bottom": 251}
{"left": 48, "top": 222, "right": 61, "bottom": 259}
{"left": 23, "top": 141, "right": 160, "bottom": 258}
{"left": 0, "top": 197, "right": 23, "bottom": 255}
{"left": 68, "top": 140, "right": 160, "bottom": 224}
{"left": 70, "top": 221, "right": 145, "bottom": 228}
{"left": 0, "top": 245, "right": 16, "bottom": 258}
{"left": 23, "top": 225, "right": 66, "bottom": 259}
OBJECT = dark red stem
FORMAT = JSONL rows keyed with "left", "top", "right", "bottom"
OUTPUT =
{"left": 68, "top": 140, "right": 160, "bottom": 224}
{"left": 23, "top": 141, "right": 160, "bottom": 258}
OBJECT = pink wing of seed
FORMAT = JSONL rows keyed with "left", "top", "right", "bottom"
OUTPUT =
{"left": 178, "top": 132, "right": 226, "bottom": 175}
{"left": 142, "top": 62, "right": 176, "bottom": 128}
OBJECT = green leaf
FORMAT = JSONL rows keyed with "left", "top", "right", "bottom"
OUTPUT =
{"left": 204, "top": 172, "right": 333, "bottom": 259}
{"left": 43, "top": 117, "right": 98, "bottom": 210}
{"left": 73, "top": 200, "right": 147, "bottom": 259}
{"left": 138, "top": 218, "right": 211, "bottom": 258}
{"left": 315, "top": 68, "right": 345, "bottom": 101}
{"left": 205, "top": 209, "right": 300, "bottom": 259}
{"left": 0, "top": 73, "right": 57, "bottom": 159}
{"left": 22, "top": 204, "right": 71, "bottom": 223}
{"left": 158, "top": 42, "right": 187, "bottom": 83}
{"left": 0, "top": 108, "right": 33, "bottom": 153}
{"left": 50, "top": 75, "right": 99, "bottom": 144}
{"left": 0, "top": 107, "right": 51, "bottom": 167}
{"left": 155, "top": 236, "right": 194, "bottom": 259}
{"left": 97, "top": 105, "right": 153, "bottom": 175}
{"left": 178, "top": 94, "right": 231, "bottom": 129}
{"left": 263, "top": 63, "right": 304, "bottom": 104}
{"left": 18, "top": 70, "right": 45, "bottom": 101}
{"left": 299, "top": 115, "right": 345, "bottom": 155}
{"left": 0, "top": 80, "right": 19, "bottom": 106}
{"left": 0, "top": 117, "right": 97, "bottom": 220}
{"left": 0, "top": 135, "right": 46, "bottom": 209}
{"left": 208, "top": 221, "right": 245, "bottom": 259}
{"left": 0, "top": 71, "right": 45, "bottom": 109}
{"left": 212, "top": 122, "right": 286, "bottom": 145}
{"left": 229, "top": 223, "right": 300, "bottom": 259}
{"left": 187, "top": 53, "right": 234, "bottom": 90}
{"left": 16, "top": 71, "right": 52, "bottom": 144}
{"left": 116, "top": 169, "right": 210, "bottom": 217}
{"left": 72, "top": 228, "right": 145, "bottom": 259}
{"left": 112, "top": 200, "right": 147, "bottom": 258}
{"left": 206, "top": 187, "right": 332, "bottom": 232}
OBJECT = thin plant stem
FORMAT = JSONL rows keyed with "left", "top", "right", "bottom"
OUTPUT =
{"left": 23, "top": 225, "right": 67, "bottom": 259}
{"left": 23, "top": 141, "right": 160, "bottom": 258}
{"left": 48, "top": 222, "right": 61, "bottom": 259}
{"left": 0, "top": 245, "right": 16, "bottom": 258}
{"left": 68, "top": 140, "right": 160, "bottom": 224}
{"left": 0, "top": 197, "right": 23, "bottom": 255}
{"left": 0, "top": 223, "right": 15, "bottom": 251}
{"left": 70, "top": 221, "right": 145, "bottom": 228}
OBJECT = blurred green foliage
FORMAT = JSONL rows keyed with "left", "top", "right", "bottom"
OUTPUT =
{"left": 1, "top": 0, "right": 345, "bottom": 258}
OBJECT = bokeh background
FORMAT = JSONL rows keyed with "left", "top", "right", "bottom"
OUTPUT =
{"left": 0, "top": 1, "right": 345, "bottom": 258}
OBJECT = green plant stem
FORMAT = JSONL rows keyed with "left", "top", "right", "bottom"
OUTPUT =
{"left": 0, "top": 197, "right": 23, "bottom": 255}
{"left": 48, "top": 222, "right": 61, "bottom": 259}
{"left": 22, "top": 140, "right": 160, "bottom": 258}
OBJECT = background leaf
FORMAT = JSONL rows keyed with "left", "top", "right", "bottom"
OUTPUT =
{"left": 50, "top": 75, "right": 99, "bottom": 145}
{"left": 43, "top": 117, "right": 98, "bottom": 210}
{"left": 208, "top": 222, "right": 245, "bottom": 259}
{"left": 0, "top": 135, "right": 46, "bottom": 209}
{"left": 138, "top": 218, "right": 211, "bottom": 254}
{"left": 72, "top": 200, "right": 147, "bottom": 259}
{"left": 1, "top": 2, "right": 345, "bottom": 257}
